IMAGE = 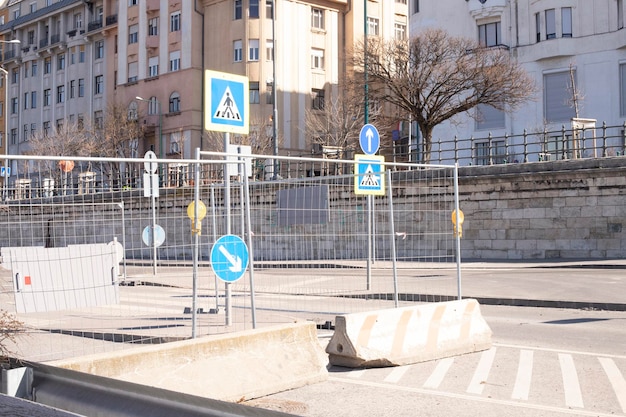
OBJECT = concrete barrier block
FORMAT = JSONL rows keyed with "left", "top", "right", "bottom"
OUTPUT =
{"left": 326, "top": 299, "right": 492, "bottom": 368}
{"left": 50, "top": 321, "right": 328, "bottom": 402}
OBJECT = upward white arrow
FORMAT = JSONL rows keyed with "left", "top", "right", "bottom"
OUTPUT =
{"left": 366, "top": 128, "right": 374, "bottom": 153}
{"left": 218, "top": 245, "right": 243, "bottom": 272}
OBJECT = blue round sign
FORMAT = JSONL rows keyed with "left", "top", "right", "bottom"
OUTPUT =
{"left": 210, "top": 234, "right": 249, "bottom": 283}
{"left": 359, "top": 124, "right": 380, "bottom": 155}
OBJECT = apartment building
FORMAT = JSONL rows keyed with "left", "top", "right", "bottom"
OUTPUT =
{"left": 409, "top": 0, "right": 626, "bottom": 164}
{"left": 204, "top": 0, "right": 408, "bottom": 156}
{"left": 0, "top": 0, "right": 408, "bottom": 171}
{"left": 0, "top": 0, "right": 116, "bottom": 176}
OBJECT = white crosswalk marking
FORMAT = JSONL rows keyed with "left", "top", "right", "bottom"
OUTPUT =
{"left": 599, "top": 357, "right": 626, "bottom": 413}
{"left": 423, "top": 357, "right": 454, "bottom": 389}
{"left": 558, "top": 353, "right": 584, "bottom": 409}
{"left": 511, "top": 349, "right": 534, "bottom": 400}
{"left": 384, "top": 365, "right": 412, "bottom": 383}
{"left": 467, "top": 347, "right": 497, "bottom": 395}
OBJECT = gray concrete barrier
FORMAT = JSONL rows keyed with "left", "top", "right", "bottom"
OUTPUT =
{"left": 326, "top": 299, "right": 492, "bottom": 367}
{"left": 50, "top": 321, "right": 328, "bottom": 402}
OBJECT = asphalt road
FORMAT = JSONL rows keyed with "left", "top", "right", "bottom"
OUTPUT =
{"left": 251, "top": 303, "right": 626, "bottom": 417}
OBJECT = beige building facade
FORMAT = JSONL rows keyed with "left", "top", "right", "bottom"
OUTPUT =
{"left": 0, "top": 0, "right": 408, "bottom": 171}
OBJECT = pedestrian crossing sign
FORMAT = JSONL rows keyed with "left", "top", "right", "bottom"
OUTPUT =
{"left": 205, "top": 70, "right": 249, "bottom": 135}
{"left": 354, "top": 154, "right": 385, "bottom": 195}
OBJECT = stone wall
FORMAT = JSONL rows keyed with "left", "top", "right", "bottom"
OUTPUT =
{"left": 457, "top": 157, "right": 626, "bottom": 260}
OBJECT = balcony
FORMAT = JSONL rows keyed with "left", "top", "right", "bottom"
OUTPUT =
{"left": 147, "top": 0, "right": 160, "bottom": 12}
{"left": 88, "top": 19, "right": 103, "bottom": 32}
{"left": 106, "top": 14, "right": 118, "bottom": 26}
{"left": 39, "top": 38, "right": 49, "bottom": 48}
{"left": 146, "top": 36, "right": 159, "bottom": 49}
{"left": 50, "top": 34, "right": 60, "bottom": 45}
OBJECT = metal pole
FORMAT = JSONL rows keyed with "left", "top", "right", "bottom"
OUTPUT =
{"left": 191, "top": 147, "right": 200, "bottom": 338}
{"left": 272, "top": 0, "right": 279, "bottom": 179}
{"left": 1, "top": 67, "right": 8, "bottom": 201}
{"left": 386, "top": 169, "right": 399, "bottom": 308}
{"left": 453, "top": 163, "right": 462, "bottom": 300}
{"left": 223, "top": 132, "right": 232, "bottom": 326}
{"left": 210, "top": 184, "right": 219, "bottom": 313}
{"left": 242, "top": 162, "right": 257, "bottom": 328}
{"left": 151, "top": 180, "right": 157, "bottom": 275}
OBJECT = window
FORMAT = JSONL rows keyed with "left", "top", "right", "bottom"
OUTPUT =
{"left": 266, "top": 40, "right": 273, "bottom": 61}
{"left": 234, "top": 0, "right": 242, "bottom": 20}
{"left": 311, "top": 8, "right": 324, "bottom": 30}
{"left": 545, "top": 9, "right": 556, "bottom": 39}
{"left": 312, "top": 88, "right": 325, "bottom": 110}
{"left": 266, "top": 81, "right": 274, "bottom": 104}
{"left": 70, "top": 80, "right": 75, "bottom": 98}
{"left": 94, "top": 111, "right": 103, "bottom": 129}
{"left": 31, "top": 61, "right": 37, "bottom": 76}
{"left": 28, "top": 30, "right": 35, "bottom": 45}
{"left": 475, "top": 104, "right": 505, "bottom": 130}
{"left": 619, "top": 0, "right": 624, "bottom": 30}
{"left": 478, "top": 21, "right": 501, "bottom": 47}
{"left": 70, "top": 48, "right": 75, "bottom": 65}
{"left": 24, "top": 62, "right": 29, "bottom": 78}
{"left": 57, "top": 53, "right": 65, "bottom": 70}
{"left": 78, "top": 78, "right": 85, "bottom": 97}
{"left": 43, "top": 89, "right": 51, "bottom": 106}
{"left": 10, "top": 97, "right": 17, "bottom": 114}
{"left": 621, "top": 63, "right": 626, "bottom": 116}
{"left": 11, "top": 68, "right": 18, "bottom": 84}
{"left": 129, "top": 0, "right": 138, "bottom": 5}
{"left": 23, "top": 125, "right": 28, "bottom": 141}
{"left": 266, "top": 0, "right": 273, "bottom": 19}
{"left": 535, "top": 13, "right": 541, "bottom": 42}
{"left": 95, "top": 75, "right": 104, "bottom": 95}
{"left": 234, "top": 40, "right": 243, "bottom": 62}
{"left": 30, "top": 2, "right": 36, "bottom": 13}
{"left": 128, "top": 102, "right": 138, "bottom": 120}
{"left": 149, "top": 17, "right": 159, "bottom": 36}
{"left": 74, "top": 12, "right": 82, "bottom": 29}
{"left": 170, "top": 11, "right": 181, "bottom": 32}
{"left": 128, "top": 61, "right": 138, "bottom": 82}
{"left": 78, "top": 45, "right": 85, "bottom": 63}
{"left": 57, "top": 85, "right": 65, "bottom": 103}
{"left": 395, "top": 22, "right": 406, "bottom": 41}
{"left": 367, "top": 17, "right": 379, "bottom": 36}
{"left": 128, "top": 24, "right": 139, "bottom": 44}
{"left": 474, "top": 142, "right": 490, "bottom": 165}
{"left": 249, "top": 81, "right": 260, "bottom": 103}
{"left": 149, "top": 56, "right": 159, "bottom": 77}
{"left": 562, "top": 7, "right": 572, "bottom": 37}
{"left": 95, "top": 40, "right": 104, "bottom": 59}
{"left": 544, "top": 70, "right": 576, "bottom": 123}
{"left": 148, "top": 97, "right": 159, "bottom": 115}
{"left": 23, "top": 92, "right": 29, "bottom": 110}
{"left": 44, "top": 57, "right": 51, "bottom": 74}
{"left": 311, "top": 48, "right": 324, "bottom": 70}
{"left": 249, "top": 0, "right": 259, "bottom": 18}
{"left": 413, "top": 0, "right": 419, "bottom": 14}
{"left": 248, "top": 39, "right": 259, "bottom": 61}
{"left": 10, "top": 129, "right": 17, "bottom": 145}
{"left": 30, "top": 123, "right": 36, "bottom": 139}
{"left": 169, "top": 50, "right": 181, "bottom": 71}
{"left": 30, "top": 91, "right": 36, "bottom": 108}
{"left": 43, "top": 121, "right": 50, "bottom": 136}
{"left": 169, "top": 92, "right": 180, "bottom": 112}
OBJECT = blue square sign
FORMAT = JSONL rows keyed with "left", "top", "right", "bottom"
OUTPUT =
{"left": 354, "top": 154, "right": 385, "bottom": 195}
{"left": 205, "top": 70, "right": 249, "bottom": 135}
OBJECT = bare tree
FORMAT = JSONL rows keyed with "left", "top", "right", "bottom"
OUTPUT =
{"left": 28, "top": 120, "right": 96, "bottom": 157}
{"left": 352, "top": 29, "right": 536, "bottom": 163}
{"left": 0, "top": 309, "right": 24, "bottom": 362}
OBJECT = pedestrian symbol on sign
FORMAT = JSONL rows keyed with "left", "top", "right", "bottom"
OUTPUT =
{"left": 213, "top": 87, "right": 242, "bottom": 121}
{"left": 360, "top": 165, "right": 380, "bottom": 187}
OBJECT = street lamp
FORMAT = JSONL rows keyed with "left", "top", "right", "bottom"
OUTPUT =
{"left": 1, "top": 39, "right": 20, "bottom": 201}
{"left": 135, "top": 96, "right": 163, "bottom": 160}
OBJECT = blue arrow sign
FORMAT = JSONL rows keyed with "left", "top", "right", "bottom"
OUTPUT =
{"left": 359, "top": 124, "right": 380, "bottom": 155}
{"left": 205, "top": 70, "right": 249, "bottom": 135}
{"left": 210, "top": 234, "right": 249, "bottom": 283}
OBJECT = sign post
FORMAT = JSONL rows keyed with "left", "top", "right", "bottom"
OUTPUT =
{"left": 143, "top": 151, "right": 160, "bottom": 275}
{"left": 205, "top": 70, "right": 249, "bottom": 326}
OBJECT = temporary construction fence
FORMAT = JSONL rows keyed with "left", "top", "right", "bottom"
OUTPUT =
{"left": 0, "top": 152, "right": 461, "bottom": 362}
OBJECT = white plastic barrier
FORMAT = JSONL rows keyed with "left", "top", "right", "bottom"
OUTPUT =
{"left": 326, "top": 298, "right": 492, "bottom": 367}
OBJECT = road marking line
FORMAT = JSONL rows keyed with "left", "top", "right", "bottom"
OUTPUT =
{"left": 329, "top": 376, "right": 618, "bottom": 417}
{"left": 495, "top": 342, "right": 626, "bottom": 360}
{"left": 467, "top": 347, "right": 497, "bottom": 395}
{"left": 558, "top": 353, "right": 584, "bottom": 409}
{"left": 598, "top": 357, "right": 626, "bottom": 413}
{"left": 384, "top": 365, "right": 411, "bottom": 383}
{"left": 423, "top": 357, "right": 454, "bottom": 389}
{"left": 511, "top": 349, "right": 533, "bottom": 401}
